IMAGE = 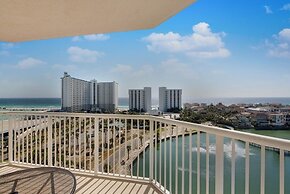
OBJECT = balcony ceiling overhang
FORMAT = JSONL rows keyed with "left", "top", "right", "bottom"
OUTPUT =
{"left": 0, "top": 0, "right": 196, "bottom": 42}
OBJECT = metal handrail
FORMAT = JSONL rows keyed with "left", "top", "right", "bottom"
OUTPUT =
{"left": 0, "top": 112, "right": 289, "bottom": 194}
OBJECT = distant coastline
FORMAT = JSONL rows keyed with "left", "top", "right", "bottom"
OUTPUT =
{"left": 0, "top": 97, "right": 289, "bottom": 110}
{"left": 183, "top": 97, "right": 290, "bottom": 106}
{"left": 0, "top": 98, "right": 61, "bottom": 109}
{"left": 0, "top": 97, "right": 159, "bottom": 110}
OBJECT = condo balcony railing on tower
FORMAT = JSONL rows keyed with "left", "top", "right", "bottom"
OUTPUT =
{"left": 0, "top": 112, "right": 289, "bottom": 194}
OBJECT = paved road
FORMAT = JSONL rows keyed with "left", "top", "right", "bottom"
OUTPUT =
{"left": 98, "top": 131, "right": 149, "bottom": 173}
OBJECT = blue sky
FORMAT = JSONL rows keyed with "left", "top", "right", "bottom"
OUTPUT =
{"left": 0, "top": 0, "right": 290, "bottom": 101}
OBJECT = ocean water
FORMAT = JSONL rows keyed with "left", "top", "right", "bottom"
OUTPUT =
{"left": 0, "top": 98, "right": 61, "bottom": 109}
{"left": 0, "top": 97, "right": 289, "bottom": 110}
{"left": 0, "top": 98, "right": 134, "bottom": 110}
{"left": 0, "top": 97, "right": 151, "bottom": 110}
{"left": 0, "top": 98, "right": 129, "bottom": 110}
{"left": 118, "top": 97, "right": 159, "bottom": 110}
{"left": 184, "top": 97, "right": 290, "bottom": 105}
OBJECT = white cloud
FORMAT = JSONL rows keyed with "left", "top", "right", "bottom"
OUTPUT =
{"left": 72, "top": 34, "right": 110, "bottom": 41}
{"left": 112, "top": 64, "right": 154, "bottom": 77}
{"left": 143, "top": 22, "right": 230, "bottom": 58}
{"left": 266, "top": 28, "right": 290, "bottom": 58}
{"left": 1, "top": 43, "right": 14, "bottom": 49}
{"left": 72, "top": 36, "right": 81, "bottom": 42}
{"left": 17, "top": 57, "right": 45, "bottom": 69}
{"left": 83, "top": 34, "right": 110, "bottom": 41}
{"left": 112, "top": 59, "right": 196, "bottom": 81}
{"left": 52, "top": 64, "right": 77, "bottom": 72}
{"left": 264, "top": 5, "right": 273, "bottom": 14}
{"left": 0, "top": 51, "right": 9, "bottom": 56}
{"left": 67, "top": 46, "right": 103, "bottom": 63}
{"left": 161, "top": 58, "right": 198, "bottom": 79}
{"left": 278, "top": 29, "right": 290, "bottom": 41}
{"left": 132, "top": 65, "right": 154, "bottom": 77}
{"left": 111, "top": 64, "right": 153, "bottom": 77}
{"left": 110, "top": 60, "right": 203, "bottom": 97}
{"left": 112, "top": 64, "right": 133, "bottom": 73}
{"left": 281, "top": 3, "right": 290, "bottom": 11}
{"left": 0, "top": 43, "right": 14, "bottom": 56}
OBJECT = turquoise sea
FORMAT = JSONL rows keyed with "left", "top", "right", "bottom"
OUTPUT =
{"left": 0, "top": 98, "right": 61, "bottom": 109}
{"left": 0, "top": 97, "right": 158, "bottom": 110}
{"left": 0, "top": 97, "right": 289, "bottom": 110}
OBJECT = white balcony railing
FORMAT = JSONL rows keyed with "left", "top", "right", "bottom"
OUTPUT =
{"left": 0, "top": 112, "right": 290, "bottom": 194}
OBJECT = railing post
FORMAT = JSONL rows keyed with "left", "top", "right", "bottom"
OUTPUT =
{"left": 48, "top": 115, "right": 52, "bottom": 167}
{"left": 149, "top": 118, "right": 154, "bottom": 182}
{"left": 8, "top": 115, "right": 13, "bottom": 164}
{"left": 94, "top": 117, "right": 99, "bottom": 176}
{"left": 215, "top": 135, "right": 224, "bottom": 194}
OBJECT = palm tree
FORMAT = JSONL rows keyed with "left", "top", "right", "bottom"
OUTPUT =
{"left": 139, "top": 135, "right": 143, "bottom": 146}
{"left": 126, "top": 145, "right": 131, "bottom": 160}
{"left": 121, "top": 134, "right": 125, "bottom": 144}
{"left": 104, "top": 163, "right": 110, "bottom": 173}
{"left": 157, "top": 129, "right": 160, "bottom": 143}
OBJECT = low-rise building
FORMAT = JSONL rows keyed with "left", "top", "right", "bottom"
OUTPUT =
{"left": 286, "top": 114, "right": 290, "bottom": 125}
{"left": 255, "top": 112, "right": 269, "bottom": 127}
{"left": 269, "top": 113, "right": 286, "bottom": 126}
{"left": 235, "top": 112, "right": 252, "bottom": 128}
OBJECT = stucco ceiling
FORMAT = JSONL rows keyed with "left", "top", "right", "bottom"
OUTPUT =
{"left": 0, "top": 0, "right": 196, "bottom": 42}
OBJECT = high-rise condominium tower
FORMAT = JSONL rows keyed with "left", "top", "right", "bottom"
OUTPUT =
{"left": 128, "top": 87, "right": 151, "bottom": 112}
{"left": 159, "top": 87, "right": 182, "bottom": 112}
{"left": 97, "top": 82, "right": 118, "bottom": 112}
{"left": 61, "top": 72, "right": 118, "bottom": 112}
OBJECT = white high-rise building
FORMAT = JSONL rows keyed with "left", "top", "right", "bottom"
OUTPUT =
{"left": 97, "top": 82, "right": 118, "bottom": 112}
{"left": 61, "top": 72, "right": 118, "bottom": 112}
{"left": 159, "top": 87, "right": 182, "bottom": 112}
{"left": 61, "top": 72, "right": 91, "bottom": 112}
{"left": 90, "top": 79, "right": 98, "bottom": 111}
{"left": 129, "top": 87, "right": 151, "bottom": 112}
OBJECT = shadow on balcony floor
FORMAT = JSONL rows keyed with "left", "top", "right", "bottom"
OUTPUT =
{"left": 0, "top": 165, "right": 162, "bottom": 194}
